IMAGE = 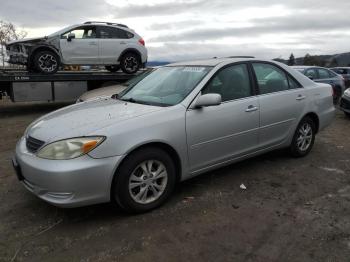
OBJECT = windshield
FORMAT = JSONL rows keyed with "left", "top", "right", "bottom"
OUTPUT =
{"left": 123, "top": 69, "right": 154, "bottom": 87}
{"left": 119, "top": 66, "right": 212, "bottom": 106}
{"left": 48, "top": 24, "right": 79, "bottom": 37}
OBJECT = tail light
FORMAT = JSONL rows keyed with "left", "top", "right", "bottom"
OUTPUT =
{"left": 138, "top": 38, "right": 145, "bottom": 46}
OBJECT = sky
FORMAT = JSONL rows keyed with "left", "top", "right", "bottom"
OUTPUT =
{"left": 0, "top": 0, "right": 349, "bottom": 62}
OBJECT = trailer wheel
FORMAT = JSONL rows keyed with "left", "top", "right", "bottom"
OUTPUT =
{"left": 105, "top": 65, "right": 120, "bottom": 72}
{"left": 33, "top": 50, "right": 59, "bottom": 74}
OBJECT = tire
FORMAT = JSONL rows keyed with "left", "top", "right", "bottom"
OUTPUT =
{"left": 26, "top": 60, "right": 38, "bottom": 73}
{"left": 289, "top": 116, "right": 316, "bottom": 157}
{"left": 120, "top": 52, "right": 140, "bottom": 74}
{"left": 112, "top": 147, "right": 176, "bottom": 213}
{"left": 105, "top": 65, "right": 120, "bottom": 72}
{"left": 345, "top": 112, "right": 350, "bottom": 118}
{"left": 33, "top": 50, "right": 59, "bottom": 74}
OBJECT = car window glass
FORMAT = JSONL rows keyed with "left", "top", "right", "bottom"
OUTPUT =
{"left": 62, "top": 27, "right": 96, "bottom": 39}
{"left": 328, "top": 70, "right": 337, "bottom": 77}
{"left": 318, "top": 69, "right": 331, "bottom": 79}
{"left": 98, "top": 26, "right": 132, "bottom": 39}
{"left": 252, "top": 63, "right": 289, "bottom": 94}
{"left": 288, "top": 76, "right": 300, "bottom": 89}
{"left": 305, "top": 69, "right": 317, "bottom": 79}
{"left": 120, "top": 67, "right": 212, "bottom": 106}
{"left": 202, "top": 64, "right": 252, "bottom": 102}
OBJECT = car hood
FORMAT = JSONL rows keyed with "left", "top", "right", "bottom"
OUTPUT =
{"left": 7, "top": 37, "right": 47, "bottom": 45}
{"left": 78, "top": 84, "right": 127, "bottom": 102}
{"left": 27, "top": 99, "right": 163, "bottom": 142}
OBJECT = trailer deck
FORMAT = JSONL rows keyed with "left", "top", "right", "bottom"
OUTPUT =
{"left": 0, "top": 69, "right": 139, "bottom": 102}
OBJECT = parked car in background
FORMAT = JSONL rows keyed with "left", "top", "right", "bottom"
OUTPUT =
{"left": 13, "top": 58, "right": 334, "bottom": 213}
{"left": 291, "top": 66, "right": 346, "bottom": 103}
{"left": 340, "top": 88, "right": 350, "bottom": 118}
{"left": 330, "top": 67, "right": 350, "bottom": 88}
{"left": 6, "top": 21, "right": 147, "bottom": 74}
{"left": 76, "top": 69, "right": 154, "bottom": 103}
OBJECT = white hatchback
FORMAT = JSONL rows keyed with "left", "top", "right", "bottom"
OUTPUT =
{"left": 6, "top": 21, "right": 148, "bottom": 74}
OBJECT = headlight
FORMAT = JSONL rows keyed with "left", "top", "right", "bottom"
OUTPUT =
{"left": 37, "top": 136, "right": 105, "bottom": 160}
{"left": 344, "top": 88, "right": 350, "bottom": 98}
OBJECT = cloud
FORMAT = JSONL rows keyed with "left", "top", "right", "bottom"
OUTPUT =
{"left": 0, "top": 0, "right": 113, "bottom": 27}
{"left": 1, "top": 0, "right": 350, "bottom": 61}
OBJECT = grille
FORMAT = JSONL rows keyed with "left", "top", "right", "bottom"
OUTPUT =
{"left": 26, "top": 136, "right": 45, "bottom": 153}
{"left": 340, "top": 98, "right": 350, "bottom": 110}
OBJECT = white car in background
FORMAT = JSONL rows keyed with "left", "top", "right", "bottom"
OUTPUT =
{"left": 6, "top": 21, "right": 148, "bottom": 74}
{"left": 77, "top": 69, "right": 154, "bottom": 103}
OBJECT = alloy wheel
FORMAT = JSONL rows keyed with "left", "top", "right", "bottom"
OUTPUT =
{"left": 296, "top": 123, "right": 313, "bottom": 152}
{"left": 128, "top": 160, "right": 168, "bottom": 204}
{"left": 124, "top": 56, "right": 139, "bottom": 73}
{"left": 38, "top": 54, "right": 58, "bottom": 73}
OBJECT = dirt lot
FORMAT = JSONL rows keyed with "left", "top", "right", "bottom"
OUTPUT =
{"left": 0, "top": 99, "right": 350, "bottom": 262}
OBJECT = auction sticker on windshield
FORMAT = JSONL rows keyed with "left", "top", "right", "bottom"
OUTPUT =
{"left": 183, "top": 67, "right": 206, "bottom": 72}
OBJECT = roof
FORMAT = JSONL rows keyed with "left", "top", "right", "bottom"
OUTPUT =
{"left": 168, "top": 57, "right": 257, "bottom": 67}
{"left": 290, "top": 65, "right": 316, "bottom": 69}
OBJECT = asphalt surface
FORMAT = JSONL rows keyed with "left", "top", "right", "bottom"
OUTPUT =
{"left": 0, "top": 99, "right": 350, "bottom": 262}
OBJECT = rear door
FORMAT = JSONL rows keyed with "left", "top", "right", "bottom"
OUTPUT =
{"left": 252, "top": 62, "right": 306, "bottom": 149}
{"left": 186, "top": 63, "right": 259, "bottom": 172}
{"left": 97, "top": 26, "right": 134, "bottom": 65}
{"left": 59, "top": 26, "right": 99, "bottom": 64}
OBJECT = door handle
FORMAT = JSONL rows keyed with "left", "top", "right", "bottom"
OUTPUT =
{"left": 245, "top": 105, "right": 258, "bottom": 112}
{"left": 120, "top": 41, "right": 126, "bottom": 44}
{"left": 89, "top": 42, "right": 97, "bottom": 45}
{"left": 296, "top": 94, "right": 306, "bottom": 101}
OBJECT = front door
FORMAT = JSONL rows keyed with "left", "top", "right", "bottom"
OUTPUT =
{"left": 60, "top": 26, "right": 99, "bottom": 64}
{"left": 186, "top": 63, "right": 259, "bottom": 172}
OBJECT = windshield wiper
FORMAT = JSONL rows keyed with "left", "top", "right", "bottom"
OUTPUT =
{"left": 119, "top": 97, "right": 137, "bottom": 103}
{"left": 118, "top": 97, "right": 164, "bottom": 106}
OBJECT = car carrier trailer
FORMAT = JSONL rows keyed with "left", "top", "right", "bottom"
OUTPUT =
{"left": 0, "top": 69, "right": 138, "bottom": 102}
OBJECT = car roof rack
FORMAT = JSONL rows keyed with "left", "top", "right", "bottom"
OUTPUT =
{"left": 84, "top": 21, "right": 128, "bottom": 28}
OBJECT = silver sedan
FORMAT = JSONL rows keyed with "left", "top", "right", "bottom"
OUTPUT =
{"left": 13, "top": 58, "right": 335, "bottom": 213}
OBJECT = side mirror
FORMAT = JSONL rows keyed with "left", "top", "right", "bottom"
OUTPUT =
{"left": 67, "top": 33, "right": 75, "bottom": 42}
{"left": 194, "top": 93, "right": 222, "bottom": 108}
{"left": 307, "top": 75, "right": 314, "bottom": 80}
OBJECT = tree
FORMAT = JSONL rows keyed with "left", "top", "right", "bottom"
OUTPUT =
{"left": 303, "top": 53, "right": 312, "bottom": 65}
{"left": 329, "top": 58, "right": 338, "bottom": 67}
{"left": 0, "top": 20, "right": 27, "bottom": 67}
{"left": 288, "top": 53, "right": 295, "bottom": 66}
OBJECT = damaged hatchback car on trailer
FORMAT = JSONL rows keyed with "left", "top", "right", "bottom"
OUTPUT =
{"left": 6, "top": 21, "right": 148, "bottom": 74}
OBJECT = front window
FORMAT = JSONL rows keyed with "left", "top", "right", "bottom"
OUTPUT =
{"left": 202, "top": 64, "right": 252, "bottom": 102}
{"left": 61, "top": 26, "right": 96, "bottom": 39}
{"left": 119, "top": 66, "right": 212, "bottom": 106}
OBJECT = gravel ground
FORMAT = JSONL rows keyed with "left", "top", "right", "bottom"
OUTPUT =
{"left": 0, "top": 99, "right": 350, "bottom": 262}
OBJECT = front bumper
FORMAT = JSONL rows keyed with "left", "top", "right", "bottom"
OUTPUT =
{"left": 8, "top": 54, "right": 28, "bottom": 65}
{"left": 14, "top": 137, "right": 123, "bottom": 208}
{"left": 340, "top": 95, "right": 350, "bottom": 113}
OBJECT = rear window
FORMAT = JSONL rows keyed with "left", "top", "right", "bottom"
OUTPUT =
{"left": 318, "top": 69, "right": 331, "bottom": 79}
{"left": 332, "top": 68, "right": 349, "bottom": 75}
{"left": 98, "top": 26, "right": 134, "bottom": 39}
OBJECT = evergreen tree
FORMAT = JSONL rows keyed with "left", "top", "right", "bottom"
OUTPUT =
{"left": 288, "top": 53, "right": 296, "bottom": 66}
